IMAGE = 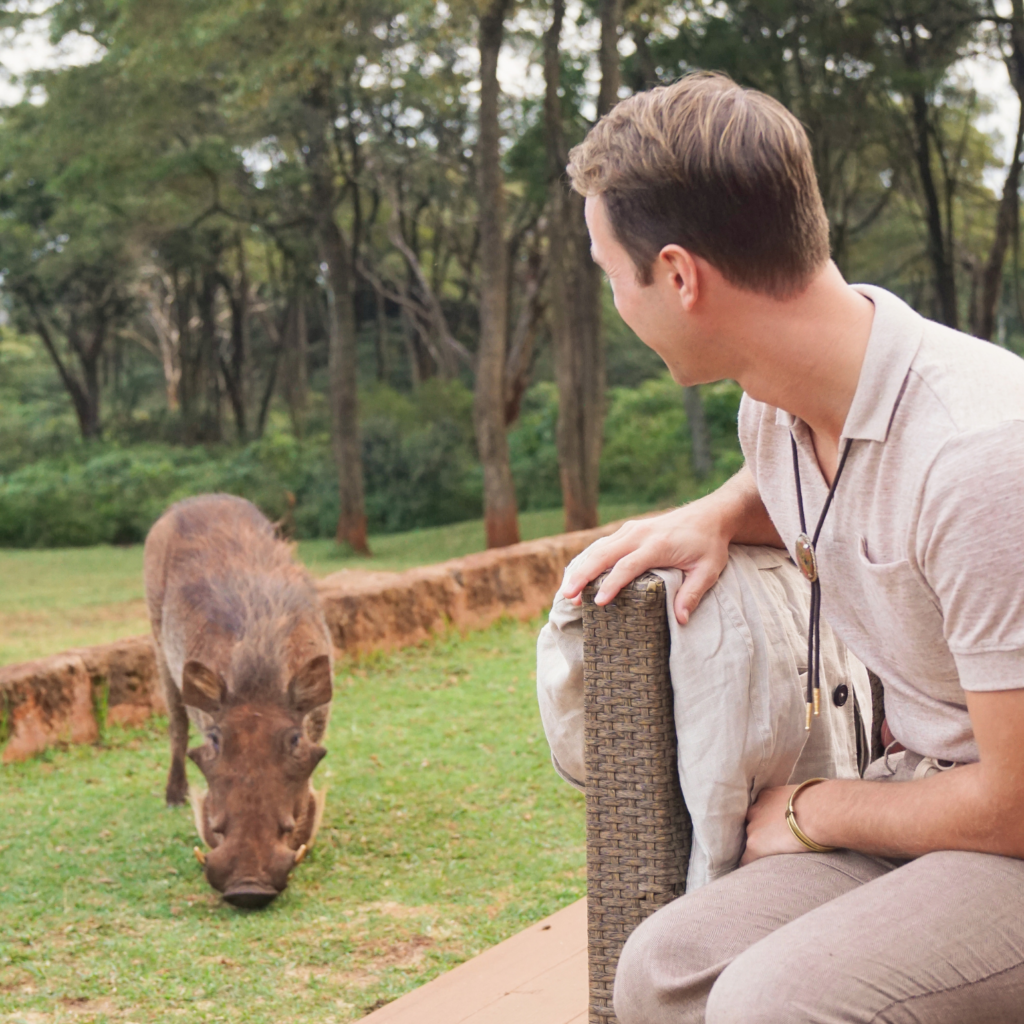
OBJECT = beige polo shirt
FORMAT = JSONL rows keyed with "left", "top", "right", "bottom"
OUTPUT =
{"left": 739, "top": 284, "right": 1024, "bottom": 763}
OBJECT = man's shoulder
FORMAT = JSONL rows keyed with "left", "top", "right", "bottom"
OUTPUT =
{"left": 910, "top": 319, "right": 1024, "bottom": 434}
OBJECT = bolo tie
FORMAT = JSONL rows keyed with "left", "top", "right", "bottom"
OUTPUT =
{"left": 790, "top": 433, "right": 854, "bottom": 731}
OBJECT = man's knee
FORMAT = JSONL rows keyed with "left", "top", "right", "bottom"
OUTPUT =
{"left": 705, "top": 935, "right": 846, "bottom": 1024}
{"left": 704, "top": 965, "right": 789, "bottom": 1024}
{"left": 612, "top": 898, "right": 723, "bottom": 1024}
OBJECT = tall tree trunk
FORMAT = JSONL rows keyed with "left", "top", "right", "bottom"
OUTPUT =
{"left": 304, "top": 102, "right": 370, "bottom": 554}
{"left": 142, "top": 271, "right": 182, "bottom": 412}
{"left": 597, "top": 0, "right": 625, "bottom": 116}
{"left": 24, "top": 296, "right": 102, "bottom": 440}
{"left": 976, "top": 3, "right": 1024, "bottom": 340}
{"left": 79, "top": 332, "right": 102, "bottom": 440}
{"left": 321, "top": 223, "right": 370, "bottom": 553}
{"left": 181, "top": 269, "right": 222, "bottom": 444}
{"left": 401, "top": 308, "right": 433, "bottom": 386}
{"left": 221, "top": 251, "right": 250, "bottom": 441}
{"left": 504, "top": 245, "right": 545, "bottom": 425}
{"left": 683, "top": 386, "right": 712, "bottom": 479}
{"left": 374, "top": 287, "right": 391, "bottom": 382}
{"left": 909, "top": 91, "right": 959, "bottom": 328}
{"left": 474, "top": 0, "right": 520, "bottom": 548}
{"left": 283, "top": 291, "right": 309, "bottom": 438}
{"left": 545, "top": 0, "right": 612, "bottom": 533}
{"left": 176, "top": 271, "right": 204, "bottom": 443}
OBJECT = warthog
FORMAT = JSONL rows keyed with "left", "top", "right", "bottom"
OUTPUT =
{"left": 144, "top": 494, "right": 333, "bottom": 908}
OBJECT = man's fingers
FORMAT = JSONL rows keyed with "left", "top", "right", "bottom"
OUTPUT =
{"left": 593, "top": 552, "right": 652, "bottom": 605}
{"left": 561, "top": 530, "right": 640, "bottom": 599}
{"left": 672, "top": 562, "right": 721, "bottom": 624}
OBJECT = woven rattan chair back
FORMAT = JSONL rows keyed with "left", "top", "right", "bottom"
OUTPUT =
{"left": 583, "top": 572, "right": 692, "bottom": 1024}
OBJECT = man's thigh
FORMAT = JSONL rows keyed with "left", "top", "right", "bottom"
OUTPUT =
{"left": 613, "top": 851, "right": 890, "bottom": 1024}
{"left": 707, "top": 850, "right": 1024, "bottom": 1024}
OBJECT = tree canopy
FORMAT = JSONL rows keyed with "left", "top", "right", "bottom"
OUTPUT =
{"left": 0, "top": 0, "right": 1021, "bottom": 547}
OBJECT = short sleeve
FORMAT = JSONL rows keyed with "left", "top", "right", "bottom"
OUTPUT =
{"left": 918, "top": 421, "right": 1024, "bottom": 690}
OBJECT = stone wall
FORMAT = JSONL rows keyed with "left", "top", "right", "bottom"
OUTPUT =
{"left": 0, "top": 521, "right": 620, "bottom": 763}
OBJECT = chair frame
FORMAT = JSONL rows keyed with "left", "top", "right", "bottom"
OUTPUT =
{"left": 581, "top": 570, "right": 886, "bottom": 1024}
{"left": 582, "top": 573, "right": 690, "bottom": 1024}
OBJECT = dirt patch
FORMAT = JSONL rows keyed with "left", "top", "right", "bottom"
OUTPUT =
{"left": 351, "top": 900, "right": 441, "bottom": 922}
{"left": 57, "top": 996, "right": 121, "bottom": 1019}
{"left": 361, "top": 934, "right": 433, "bottom": 969}
{"left": 0, "top": 966, "right": 34, "bottom": 993}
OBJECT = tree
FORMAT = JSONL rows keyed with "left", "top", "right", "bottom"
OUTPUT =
{"left": 0, "top": 81, "right": 137, "bottom": 439}
{"left": 975, "top": 0, "right": 1024, "bottom": 340}
{"left": 544, "top": 0, "right": 610, "bottom": 531}
{"left": 475, "top": 0, "right": 521, "bottom": 548}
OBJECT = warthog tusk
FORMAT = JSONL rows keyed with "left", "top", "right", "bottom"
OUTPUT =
{"left": 294, "top": 843, "right": 308, "bottom": 866}
{"left": 193, "top": 846, "right": 207, "bottom": 866}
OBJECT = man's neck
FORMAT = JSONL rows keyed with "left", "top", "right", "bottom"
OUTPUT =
{"left": 725, "top": 263, "right": 875, "bottom": 462}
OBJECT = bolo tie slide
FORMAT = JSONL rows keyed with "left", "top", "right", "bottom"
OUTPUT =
{"left": 791, "top": 433, "right": 854, "bottom": 731}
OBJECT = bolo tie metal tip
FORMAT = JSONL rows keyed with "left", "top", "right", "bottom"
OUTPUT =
{"left": 813, "top": 689, "right": 821, "bottom": 717}
{"left": 805, "top": 702, "right": 813, "bottom": 731}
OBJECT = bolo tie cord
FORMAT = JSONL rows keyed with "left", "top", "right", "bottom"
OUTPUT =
{"left": 790, "top": 433, "right": 854, "bottom": 730}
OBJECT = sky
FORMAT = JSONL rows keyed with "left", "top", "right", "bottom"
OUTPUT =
{"left": 0, "top": 15, "right": 101, "bottom": 105}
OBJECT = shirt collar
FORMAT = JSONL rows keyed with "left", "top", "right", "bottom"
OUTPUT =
{"left": 773, "top": 284, "right": 924, "bottom": 443}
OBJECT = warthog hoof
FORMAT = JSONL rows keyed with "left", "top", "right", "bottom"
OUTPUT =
{"left": 165, "top": 783, "right": 188, "bottom": 807}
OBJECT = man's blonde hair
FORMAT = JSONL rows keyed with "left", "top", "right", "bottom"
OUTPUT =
{"left": 568, "top": 72, "right": 830, "bottom": 297}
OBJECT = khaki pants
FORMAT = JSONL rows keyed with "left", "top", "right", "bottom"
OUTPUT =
{"left": 614, "top": 757, "right": 1024, "bottom": 1023}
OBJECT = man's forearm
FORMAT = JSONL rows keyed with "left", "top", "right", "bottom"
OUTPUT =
{"left": 706, "top": 464, "right": 785, "bottom": 549}
{"left": 791, "top": 761, "right": 1024, "bottom": 861}
{"left": 794, "top": 687, "right": 1024, "bottom": 860}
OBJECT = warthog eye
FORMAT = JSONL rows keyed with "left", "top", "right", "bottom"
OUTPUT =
{"left": 288, "top": 730, "right": 302, "bottom": 753}
{"left": 208, "top": 730, "right": 221, "bottom": 756}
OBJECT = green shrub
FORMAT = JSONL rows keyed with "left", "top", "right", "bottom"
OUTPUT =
{"left": 0, "top": 377, "right": 744, "bottom": 548}
{"left": 0, "top": 444, "right": 299, "bottom": 548}
{"left": 509, "top": 382, "right": 562, "bottom": 511}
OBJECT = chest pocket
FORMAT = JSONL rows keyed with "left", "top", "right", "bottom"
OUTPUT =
{"left": 855, "top": 536, "right": 959, "bottom": 693}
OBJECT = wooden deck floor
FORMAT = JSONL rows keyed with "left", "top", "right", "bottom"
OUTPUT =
{"left": 364, "top": 897, "right": 588, "bottom": 1024}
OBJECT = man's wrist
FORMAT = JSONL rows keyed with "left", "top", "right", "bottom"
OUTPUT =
{"left": 700, "top": 471, "right": 760, "bottom": 547}
{"left": 786, "top": 778, "right": 838, "bottom": 853}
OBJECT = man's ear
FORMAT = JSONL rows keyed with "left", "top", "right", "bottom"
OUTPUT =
{"left": 288, "top": 655, "right": 333, "bottom": 715}
{"left": 658, "top": 245, "right": 700, "bottom": 311}
{"left": 181, "top": 661, "right": 227, "bottom": 714}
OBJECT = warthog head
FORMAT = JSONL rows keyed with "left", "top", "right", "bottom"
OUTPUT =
{"left": 182, "top": 654, "right": 332, "bottom": 908}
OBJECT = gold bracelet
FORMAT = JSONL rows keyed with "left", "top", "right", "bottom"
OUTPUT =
{"left": 785, "top": 777, "right": 837, "bottom": 853}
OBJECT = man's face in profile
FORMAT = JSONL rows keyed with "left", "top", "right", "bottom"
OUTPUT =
{"left": 584, "top": 194, "right": 699, "bottom": 386}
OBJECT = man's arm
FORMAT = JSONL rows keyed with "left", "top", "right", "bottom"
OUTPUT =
{"left": 744, "top": 688, "right": 1024, "bottom": 863}
{"left": 561, "top": 464, "right": 785, "bottom": 624}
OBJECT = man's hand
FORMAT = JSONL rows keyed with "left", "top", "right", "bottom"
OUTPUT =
{"left": 560, "top": 465, "right": 783, "bottom": 625}
{"left": 560, "top": 502, "right": 732, "bottom": 625}
{"left": 741, "top": 784, "right": 809, "bottom": 865}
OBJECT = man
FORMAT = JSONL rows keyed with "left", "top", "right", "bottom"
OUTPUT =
{"left": 560, "top": 72, "right": 1024, "bottom": 1022}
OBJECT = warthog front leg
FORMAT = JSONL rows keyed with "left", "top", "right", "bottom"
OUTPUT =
{"left": 160, "top": 653, "right": 189, "bottom": 806}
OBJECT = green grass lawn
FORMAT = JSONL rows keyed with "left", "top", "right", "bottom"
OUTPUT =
{"left": 0, "top": 617, "right": 584, "bottom": 1024}
{"left": 0, "top": 501, "right": 661, "bottom": 667}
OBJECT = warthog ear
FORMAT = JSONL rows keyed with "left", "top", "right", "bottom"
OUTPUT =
{"left": 288, "top": 655, "right": 333, "bottom": 715}
{"left": 182, "top": 661, "right": 228, "bottom": 714}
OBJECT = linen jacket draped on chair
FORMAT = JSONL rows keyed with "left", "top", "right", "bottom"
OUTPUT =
{"left": 538, "top": 544, "right": 873, "bottom": 891}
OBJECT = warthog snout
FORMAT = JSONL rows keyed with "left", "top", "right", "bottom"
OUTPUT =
{"left": 204, "top": 838, "right": 300, "bottom": 908}
{"left": 222, "top": 884, "right": 279, "bottom": 910}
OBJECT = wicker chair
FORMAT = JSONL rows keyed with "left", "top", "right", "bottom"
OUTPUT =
{"left": 581, "top": 571, "right": 886, "bottom": 1024}
{"left": 582, "top": 572, "right": 689, "bottom": 1024}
